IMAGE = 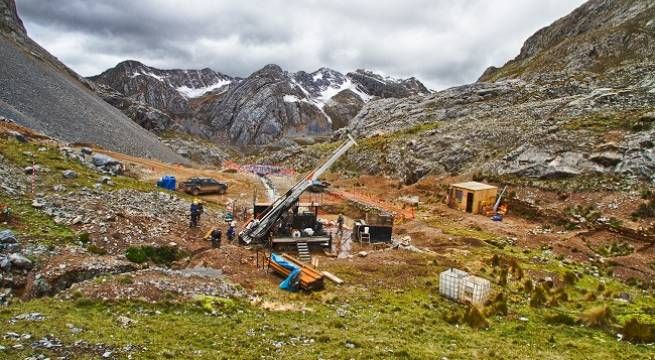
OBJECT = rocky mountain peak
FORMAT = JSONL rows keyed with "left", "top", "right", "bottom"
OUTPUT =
{"left": 347, "top": 69, "right": 430, "bottom": 98}
{"left": 0, "top": 0, "right": 25, "bottom": 37}
{"left": 258, "top": 64, "right": 284, "bottom": 74}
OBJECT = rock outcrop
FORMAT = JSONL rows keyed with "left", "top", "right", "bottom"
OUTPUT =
{"left": 480, "top": 0, "right": 655, "bottom": 82}
{"left": 324, "top": 90, "right": 365, "bottom": 130}
{"left": 0, "top": 0, "right": 24, "bottom": 37}
{"left": 347, "top": 69, "right": 430, "bottom": 98}
{"left": 208, "top": 64, "right": 331, "bottom": 145}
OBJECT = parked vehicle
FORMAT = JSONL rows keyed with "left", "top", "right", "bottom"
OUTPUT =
{"left": 181, "top": 177, "right": 227, "bottom": 196}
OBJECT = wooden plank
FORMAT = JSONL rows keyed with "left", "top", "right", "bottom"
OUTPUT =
{"left": 322, "top": 271, "right": 344, "bottom": 285}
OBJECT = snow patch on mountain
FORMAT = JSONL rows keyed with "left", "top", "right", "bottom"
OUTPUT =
{"left": 317, "top": 79, "right": 372, "bottom": 105}
{"left": 131, "top": 70, "right": 166, "bottom": 82}
{"left": 283, "top": 94, "right": 301, "bottom": 103}
{"left": 177, "top": 79, "right": 232, "bottom": 98}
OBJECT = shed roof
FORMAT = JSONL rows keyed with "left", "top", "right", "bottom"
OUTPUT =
{"left": 451, "top": 181, "right": 497, "bottom": 191}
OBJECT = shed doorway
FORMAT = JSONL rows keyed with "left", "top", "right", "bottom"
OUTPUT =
{"left": 466, "top": 193, "right": 474, "bottom": 213}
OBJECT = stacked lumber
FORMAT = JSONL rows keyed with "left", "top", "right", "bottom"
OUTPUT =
{"left": 268, "top": 253, "right": 324, "bottom": 291}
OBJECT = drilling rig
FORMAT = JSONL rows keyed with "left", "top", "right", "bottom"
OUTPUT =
{"left": 239, "top": 135, "right": 358, "bottom": 247}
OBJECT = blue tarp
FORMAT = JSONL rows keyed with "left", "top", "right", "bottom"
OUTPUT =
{"left": 270, "top": 253, "right": 301, "bottom": 291}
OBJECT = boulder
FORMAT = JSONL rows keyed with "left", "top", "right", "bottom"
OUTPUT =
{"left": 91, "top": 154, "right": 117, "bottom": 167}
{"left": 8, "top": 130, "right": 27, "bottom": 143}
{"left": 0, "top": 256, "right": 10, "bottom": 271}
{"left": 0, "top": 229, "right": 17, "bottom": 244}
{"left": 590, "top": 152, "right": 622, "bottom": 167}
{"left": 91, "top": 154, "right": 124, "bottom": 175}
{"left": 8, "top": 253, "right": 32, "bottom": 270}
{"left": 62, "top": 170, "right": 78, "bottom": 179}
{"left": 23, "top": 165, "right": 40, "bottom": 175}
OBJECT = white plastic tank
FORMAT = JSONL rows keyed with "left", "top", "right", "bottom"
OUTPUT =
{"left": 439, "top": 268, "right": 491, "bottom": 305}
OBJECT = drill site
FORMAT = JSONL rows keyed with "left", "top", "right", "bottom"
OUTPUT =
{"left": 1, "top": 121, "right": 655, "bottom": 358}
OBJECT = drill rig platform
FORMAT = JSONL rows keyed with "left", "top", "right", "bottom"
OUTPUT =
{"left": 239, "top": 135, "right": 358, "bottom": 248}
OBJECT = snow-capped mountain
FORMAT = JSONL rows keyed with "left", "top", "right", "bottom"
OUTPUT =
{"left": 90, "top": 61, "right": 430, "bottom": 145}
{"left": 89, "top": 60, "right": 235, "bottom": 114}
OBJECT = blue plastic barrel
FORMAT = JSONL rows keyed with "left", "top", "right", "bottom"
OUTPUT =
{"left": 158, "top": 176, "right": 176, "bottom": 190}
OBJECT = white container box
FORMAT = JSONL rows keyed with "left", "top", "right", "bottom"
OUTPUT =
{"left": 439, "top": 268, "right": 491, "bottom": 305}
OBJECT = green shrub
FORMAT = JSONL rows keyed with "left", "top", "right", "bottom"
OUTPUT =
{"left": 126, "top": 246, "right": 148, "bottom": 263}
{"left": 485, "top": 293, "right": 508, "bottom": 317}
{"left": 632, "top": 200, "right": 655, "bottom": 219}
{"left": 125, "top": 245, "right": 186, "bottom": 266}
{"left": 530, "top": 285, "right": 547, "bottom": 308}
{"left": 523, "top": 279, "right": 534, "bottom": 293}
{"left": 87, "top": 244, "right": 107, "bottom": 256}
{"left": 463, "top": 305, "right": 489, "bottom": 329}
{"left": 598, "top": 242, "right": 633, "bottom": 257}
{"left": 498, "top": 267, "right": 509, "bottom": 286}
{"left": 622, "top": 318, "right": 655, "bottom": 343}
{"left": 545, "top": 313, "right": 576, "bottom": 326}
{"left": 79, "top": 232, "right": 91, "bottom": 244}
{"left": 596, "top": 283, "right": 605, "bottom": 293}
{"left": 580, "top": 305, "right": 613, "bottom": 328}
{"left": 563, "top": 271, "right": 578, "bottom": 285}
{"left": 117, "top": 276, "right": 134, "bottom": 285}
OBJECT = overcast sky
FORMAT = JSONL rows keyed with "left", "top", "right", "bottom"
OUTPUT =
{"left": 16, "top": 0, "right": 586, "bottom": 89}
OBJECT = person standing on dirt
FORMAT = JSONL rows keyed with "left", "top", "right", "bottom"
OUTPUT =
{"left": 337, "top": 213, "right": 344, "bottom": 237}
{"left": 190, "top": 198, "right": 204, "bottom": 228}
{"left": 209, "top": 227, "right": 222, "bottom": 248}
{"left": 227, "top": 220, "right": 236, "bottom": 242}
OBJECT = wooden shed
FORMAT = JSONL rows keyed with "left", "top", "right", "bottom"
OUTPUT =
{"left": 448, "top": 181, "right": 498, "bottom": 214}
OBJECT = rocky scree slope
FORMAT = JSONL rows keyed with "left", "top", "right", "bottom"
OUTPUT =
{"left": 263, "top": 0, "right": 655, "bottom": 185}
{"left": 0, "top": 0, "right": 185, "bottom": 164}
{"left": 91, "top": 61, "right": 430, "bottom": 146}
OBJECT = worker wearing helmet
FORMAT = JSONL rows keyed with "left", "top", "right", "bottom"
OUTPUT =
{"left": 189, "top": 198, "right": 204, "bottom": 228}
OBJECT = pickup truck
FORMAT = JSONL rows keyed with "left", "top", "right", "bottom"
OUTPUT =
{"left": 181, "top": 177, "right": 228, "bottom": 196}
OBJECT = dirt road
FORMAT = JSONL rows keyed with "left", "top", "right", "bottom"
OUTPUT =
{"left": 95, "top": 148, "right": 265, "bottom": 206}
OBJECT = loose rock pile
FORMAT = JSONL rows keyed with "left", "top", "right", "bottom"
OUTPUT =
{"left": 24, "top": 253, "right": 140, "bottom": 297}
{"left": 39, "top": 188, "right": 202, "bottom": 253}
{"left": 65, "top": 267, "right": 246, "bottom": 302}
{"left": 59, "top": 147, "right": 125, "bottom": 176}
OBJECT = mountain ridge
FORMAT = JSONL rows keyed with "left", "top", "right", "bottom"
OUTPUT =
{"left": 89, "top": 59, "right": 431, "bottom": 146}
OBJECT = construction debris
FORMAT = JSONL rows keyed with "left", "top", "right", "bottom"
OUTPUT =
{"left": 390, "top": 235, "right": 434, "bottom": 254}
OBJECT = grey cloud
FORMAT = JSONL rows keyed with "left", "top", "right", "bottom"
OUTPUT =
{"left": 16, "top": 0, "right": 587, "bottom": 89}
